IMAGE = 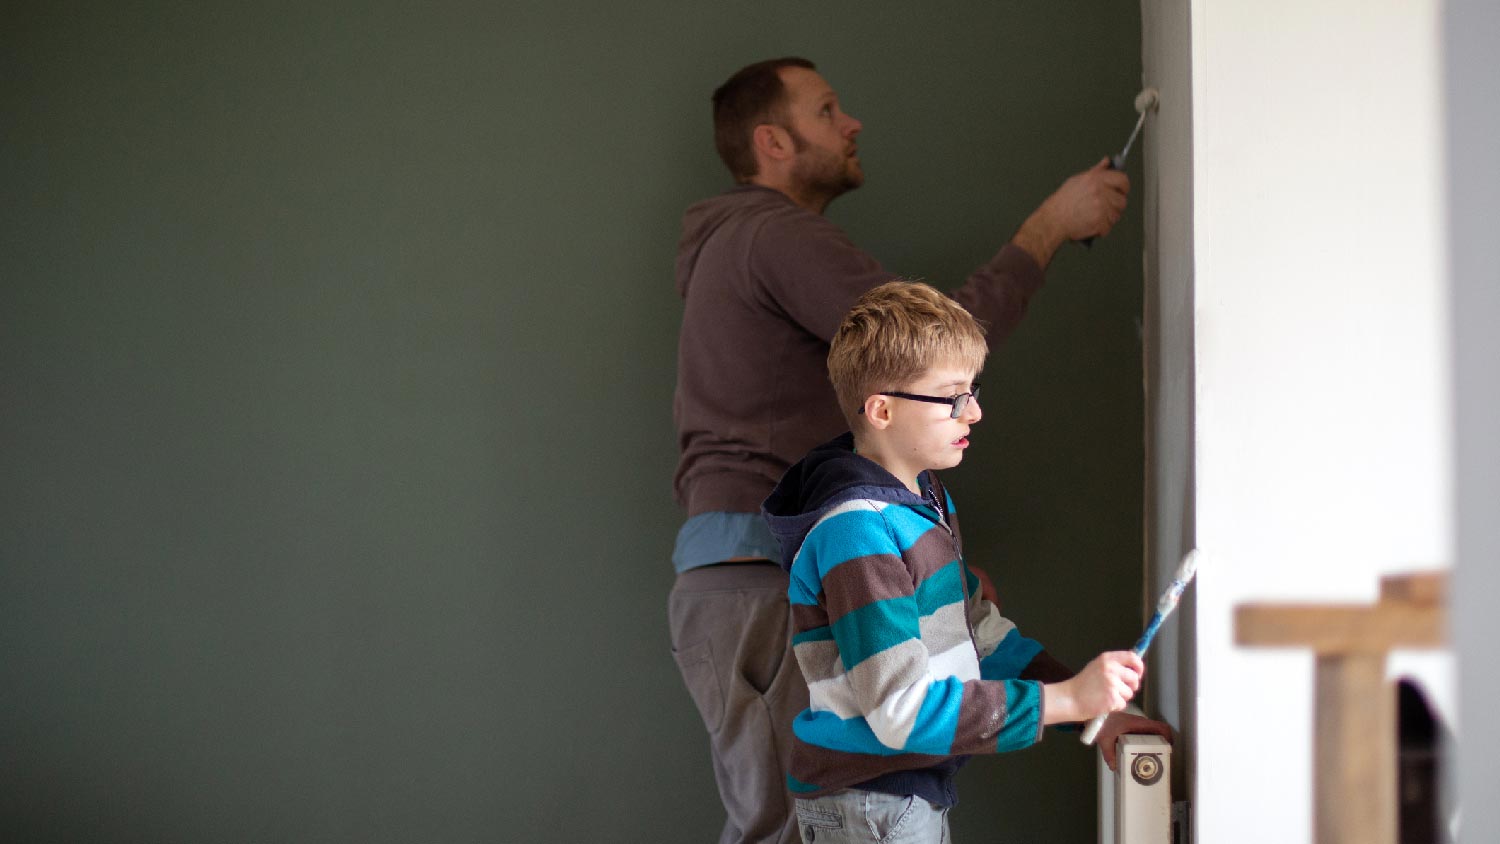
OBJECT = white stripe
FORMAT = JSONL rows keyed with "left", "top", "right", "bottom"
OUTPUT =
{"left": 806, "top": 673, "right": 862, "bottom": 719}
{"left": 971, "top": 604, "right": 1018, "bottom": 657}
{"left": 866, "top": 672, "right": 933, "bottom": 750}
{"left": 927, "top": 640, "right": 981, "bottom": 682}
{"left": 918, "top": 603, "right": 973, "bottom": 657}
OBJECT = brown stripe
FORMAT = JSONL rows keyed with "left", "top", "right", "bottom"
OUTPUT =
{"left": 951, "top": 680, "right": 1011, "bottom": 755}
{"left": 906, "top": 527, "right": 960, "bottom": 583}
{"left": 792, "top": 602, "right": 830, "bottom": 636}
{"left": 821, "top": 552, "right": 913, "bottom": 623}
{"left": 1018, "top": 649, "right": 1074, "bottom": 684}
{"left": 791, "top": 736, "right": 949, "bottom": 797}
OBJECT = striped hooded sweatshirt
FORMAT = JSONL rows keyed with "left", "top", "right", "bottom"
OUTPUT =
{"left": 762, "top": 433, "right": 1074, "bottom": 806}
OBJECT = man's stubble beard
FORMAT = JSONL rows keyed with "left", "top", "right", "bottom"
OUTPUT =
{"left": 788, "top": 126, "right": 863, "bottom": 204}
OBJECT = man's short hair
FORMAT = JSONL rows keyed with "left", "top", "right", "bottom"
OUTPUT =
{"left": 712, "top": 57, "right": 816, "bottom": 182}
{"left": 828, "top": 281, "right": 988, "bottom": 429}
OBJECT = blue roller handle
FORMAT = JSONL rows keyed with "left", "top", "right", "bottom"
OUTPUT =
{"left": 1080, "top": 550, "right": 1198, "bottom": 746}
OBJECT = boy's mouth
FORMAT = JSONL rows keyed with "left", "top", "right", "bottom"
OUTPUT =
{"left": 952, "top": 436, "right": 969, "bottom": 448}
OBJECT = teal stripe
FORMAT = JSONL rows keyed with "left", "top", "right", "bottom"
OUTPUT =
{"left": 902, "top": 676, "right": 963, "bottom": 754}
{"left": 979, "top": 628, "right": 1044, "bottom": 681}
{"left": 803, "top": 508, "right": 896, "bottom": 577}
{"left": 809, "top": 503, "right": 943, "bottom": 561}
{"left": 830, "top": 596, "right": 918, "bottom": 669}
{"left": 876, "top": 505, "right": 946, "bottom": 550}
{"left": 787, "top": 775, "right": 821, "bottom": 794}
{"left": 792, "top": 625, "right": 835, "bottom": 647}
{"left": 789, "top": 567, "right": 821, "bottom": 607}
{"left": 791, "top": 676, "right": 968, "bottom": 756}
{"left": 793, "top": 710, "right": 908, "bottom": 756}
{"left": 789, "top": 503, "right": 948, "bottom": 600}
{"left": 995, "top": 679, "right": 1043, "bottom": 752}
{"left": 788, "top": 508, "right": 893, "bottom": 599}
{"left": 793, "top": 681, "right": 1043, "bottom": 757}
{"left": 913, "top": 561, "right": 964, "bottom": 616}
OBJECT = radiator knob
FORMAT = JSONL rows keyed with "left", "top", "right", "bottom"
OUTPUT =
{"left": 1130, "top": 752, "right": 1164, "bottom": 786}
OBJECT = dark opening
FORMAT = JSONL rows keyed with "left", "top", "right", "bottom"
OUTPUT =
{"left": 1398, "top": 678, "right": 1449, "bottom": 844}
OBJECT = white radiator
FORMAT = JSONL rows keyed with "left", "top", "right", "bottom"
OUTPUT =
{"left": 1097, "top": 733, "right": 1174, "bottom": 844}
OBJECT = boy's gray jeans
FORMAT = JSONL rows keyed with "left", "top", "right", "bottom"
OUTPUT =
{"left": 669, "top": 561, "right": 809, "bottom": 844}
{"left": 795, "top": 791, "right": 950, "bottom": 844}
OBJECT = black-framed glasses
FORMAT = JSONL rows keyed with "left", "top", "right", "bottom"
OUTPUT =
{"left": 877, "top": 384, "right": 981, "bottom": 419}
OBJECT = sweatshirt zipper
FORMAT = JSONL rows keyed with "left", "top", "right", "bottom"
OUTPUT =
{"left": 924, "top": 484, "right": 981, "bottom": 647}
{"left": 923, "top": 484, "right": 954, "bottom": 543}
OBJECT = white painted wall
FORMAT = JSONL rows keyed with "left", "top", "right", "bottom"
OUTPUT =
{"left": 1139, "top": 0, "right": 1195, "bottom": 788}
{"left": 1183, "top": 1, "right": 1452, "bottom": 841}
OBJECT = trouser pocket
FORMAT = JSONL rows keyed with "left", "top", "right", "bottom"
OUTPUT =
{"left": 671, "top": 638, "right": 724, "bottom": 732}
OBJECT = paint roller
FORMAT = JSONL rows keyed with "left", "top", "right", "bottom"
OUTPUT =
{"left": 1082, "top": 87, "right": 1160, "bottom": 247}
{"left": 1079, "top": 548, "right": 1198, "bottom": 746}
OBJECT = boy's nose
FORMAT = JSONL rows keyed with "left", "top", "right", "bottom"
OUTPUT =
{"left": 964, "top": 396, "right": 982, "bottom": 422}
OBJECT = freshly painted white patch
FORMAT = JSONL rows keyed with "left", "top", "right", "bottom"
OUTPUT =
{"left": 1178, "top": 1, "right": 1452, "bottom": 841}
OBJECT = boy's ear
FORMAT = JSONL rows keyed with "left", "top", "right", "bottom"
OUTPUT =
{"left": 752, "top": 123, "right": 796, "bottom": 164}
{"left": 862, "top": 395, "right": 893, "bottom": 430}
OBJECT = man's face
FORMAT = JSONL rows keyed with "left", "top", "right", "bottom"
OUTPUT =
{"left": 776, "top": 67, "right": 864, "bottom": 198}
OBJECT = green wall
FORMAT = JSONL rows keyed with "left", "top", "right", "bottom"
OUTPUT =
{"left": 1, "top": 2, "right": 1142, "bottom": 841}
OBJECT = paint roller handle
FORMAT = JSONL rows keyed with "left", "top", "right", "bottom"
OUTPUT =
{"left": 1080, "top": 552, "right": 1197, "bottom": 747}
{"left": 1080, "top": 711, "right": 1108, "bottom": 745}
{"left": 1079, "top": 157, "right": 1125, "bottom": 248}
{"left": 1078, "top": 638, "right": 1143, "bottom": 745}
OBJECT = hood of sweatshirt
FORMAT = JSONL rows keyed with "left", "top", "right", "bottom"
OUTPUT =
{"left": 761, "top": 433, "right": 940, "bottom": 572}
{"left": 675, "top": 184, "right": 795, "bottom": 298}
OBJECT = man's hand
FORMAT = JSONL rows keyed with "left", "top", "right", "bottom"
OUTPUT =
{"left": 1093, "top": 711, "right": 1174, "bottom": 772}
{"left": 1011, "top": 158, "right": 1131, "bottom": 267}
{"left": 968, "top": 563, "right": 1000, "bottom": 607}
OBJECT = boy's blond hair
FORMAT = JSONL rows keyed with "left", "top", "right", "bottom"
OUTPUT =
{"left": 828, "top": 281, "right": 988, "bottom": 429}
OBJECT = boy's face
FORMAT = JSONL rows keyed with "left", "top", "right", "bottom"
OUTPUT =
{"left": 877, "top": 364, "right": 983, "bottom": 481}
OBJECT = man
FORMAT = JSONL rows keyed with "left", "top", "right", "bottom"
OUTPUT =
{"left": 669, "top": 57, "right": 1132, "bottom": 844}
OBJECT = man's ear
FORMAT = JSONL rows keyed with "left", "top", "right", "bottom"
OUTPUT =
{"left": 862, "top": 395, "right": 893, "bottom": 430}
{"left": 752, "top": 123, "right": 796, "bottom": 165}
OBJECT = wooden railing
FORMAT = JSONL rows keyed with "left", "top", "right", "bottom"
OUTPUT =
{"left": 1235, "top": 571, "right": 1447, "bottom": 844}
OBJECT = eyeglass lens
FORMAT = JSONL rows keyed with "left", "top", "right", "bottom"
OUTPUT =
{"left": 951, "top": 388, "right": 979, "bottom": 418}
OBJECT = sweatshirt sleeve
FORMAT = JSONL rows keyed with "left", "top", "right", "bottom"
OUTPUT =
{"left": 949, "top": 244, "right": 1046, "bottom": 345}
{"left": 971, "top": 598, "right": 1045, "bottom": 681}
{"left": 792, "top": 502, "right": 1044, "bottom": 756}
{"left": 749, "top": 211, "right": 1046, "bottom": 346}
{"left": 965, "top": 567, "right": 1074, "bottom": 686}
{"left": 749, "top": 211, "right": 893, "bottom": 342}
{"left": 945, "top": 480, "right": 1058, "bottom": 685}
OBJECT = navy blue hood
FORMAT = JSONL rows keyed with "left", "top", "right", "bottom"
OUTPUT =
{"left": 761, "top": 433, "right": 938, "bottom": 572}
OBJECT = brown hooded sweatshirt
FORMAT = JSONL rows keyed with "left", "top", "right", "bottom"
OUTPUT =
{"left": 672, "top": 184, "right": 1045, "bottom": 517}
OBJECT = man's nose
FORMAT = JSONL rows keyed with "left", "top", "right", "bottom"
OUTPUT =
{"left": 843, "top": 114, "right": 862, "bottom": 137}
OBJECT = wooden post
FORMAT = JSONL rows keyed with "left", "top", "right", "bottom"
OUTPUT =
{"left": 1313, "top": 653, "right": 1395, "bottom": 844}
{"left": 1235, "top": 571, "right": 1446, "bottom": 844}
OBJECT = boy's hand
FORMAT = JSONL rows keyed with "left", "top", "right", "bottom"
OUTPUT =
{"left": 1093, "top": 712, "right": 1174, "bottom": 772}
{"left": 1042, "top": 651, "right": 1142, "bottom": 724}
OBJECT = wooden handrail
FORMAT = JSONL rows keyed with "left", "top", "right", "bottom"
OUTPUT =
{"left": 1235, "top": 569, "right": 1447, "bottom": 844}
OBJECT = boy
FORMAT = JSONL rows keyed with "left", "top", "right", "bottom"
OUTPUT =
{"left": 762, "top": 281, "right": 1167, "bottom": 842}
